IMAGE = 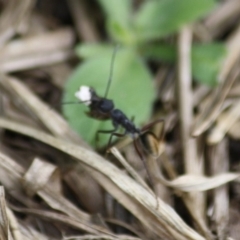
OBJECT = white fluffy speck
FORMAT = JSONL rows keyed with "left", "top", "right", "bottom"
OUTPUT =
{"left": 75, "top": 86, "right": 91, "bottom": 105}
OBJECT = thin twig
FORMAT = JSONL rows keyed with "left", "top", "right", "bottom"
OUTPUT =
{"left": 177, "top": 26, "right": 206, "bottom": 235}
{"left": 207, "top": 140, "right": 229, "bottom": 240}
{"left": 67, "top": 0, "right": 100, "bottom": 42}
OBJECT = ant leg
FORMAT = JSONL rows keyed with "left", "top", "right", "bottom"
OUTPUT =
{"left": 106, "top": 131, "right": 127, "bottom": 150}
{"left": 133, "top": 139, "right": 159, "bottom": 208}
{"left": 133, "top": 139, "right": 155, "bottom": 190}
{"left": 96, "top": 123, "right": 127, "bottom": 149}
{"left": 140, "top": 119, "right": 165, "bottom": 157}
{"left": 141, "top": 118, "right": 164, "bottom": 133}
{"left": 95, "top": 126, "right": 118, "bottom": 147}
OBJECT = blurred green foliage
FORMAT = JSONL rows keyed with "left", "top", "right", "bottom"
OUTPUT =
{"left": 62, "top": 0, "right": 226, "bottom": 147}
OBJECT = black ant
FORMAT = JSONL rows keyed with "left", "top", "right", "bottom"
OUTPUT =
{"left": 69, "top": 47, "right": 164, "bottom": 191}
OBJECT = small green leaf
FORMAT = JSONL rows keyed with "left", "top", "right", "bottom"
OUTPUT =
{"left": 96, "top": 0, "right": 135, "bottom": 44}
{"left": 140, "top": 43, "right": 226, "bottom": 86}
{"left": 97, "top": 0, "right": 132, "bottom": 28}
{"left": 134, "top": 0, "right": 216, "bottom": 41}
{"left": 192, "top": 43, "right": 226, "bottom": 86}
{"left": 75, "top": 43, "right": 113, "bottom": 59}
{"left": 140, "top": 44, "right": 176, "bottom": 62}
{"left": 106, "top": 19, "right": 135, "bottom": 44}
{"left": 62, "top": 48, "right": 155, "bottom": 147}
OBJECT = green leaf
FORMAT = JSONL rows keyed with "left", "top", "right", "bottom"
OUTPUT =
{"left": 106, "top": 19, "right": 135, "bottom": 45}
{"left": 75, "top": 43, "right": 113, "bottom": 59}
{"left": 97, "top": 0, "right": 132, "bottom": 28}
{"left": 140, "top": 42, "right": 226, "bottom": 86}
{"left": 192, "top": 43, "right": 226, "bottom": 86}
{"left": 140, "top": 44, "right": 176, "bottom": 62}
{"left": 134, "top": 0, "right": 216, "bottom": 41}
{"left": 62, "top": 48, "right": 155, "bottom": 147}
{"left": 96, "top": 0, "right": 135, "bottom": 44}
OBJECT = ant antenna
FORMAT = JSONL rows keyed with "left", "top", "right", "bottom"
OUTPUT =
{"left": 61, "top": 101, "right": 81, "bottom": 105}
{"left": 104, "top": 45, "right": 119, "bottom": 98}
{"left": 61, "top": 100, "right": 90, "bottom": 105}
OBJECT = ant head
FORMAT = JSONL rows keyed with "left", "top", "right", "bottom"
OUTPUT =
{"left": 74, "top": 85, "right": 114, "bottom": 112}
{"left": 75, "top": 86, "right": 92, "bottom": 106}
{"left": 72, "top": 46, "right": 119, "bottom": 108}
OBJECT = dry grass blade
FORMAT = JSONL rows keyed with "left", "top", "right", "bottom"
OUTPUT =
{"left": 192, "top": 59, "right": 240, "bottom": 137}
{"left": 0, "top": 28, "right": 75, "bottom": 60}
{"left": 22, "top": 157, "right": 61, "bottom": 197}
{"left": 228, "top": 119, "right": 240, "bottom": 139}
{"left": 0, "top": 151, "right": 115, "bottom": 236}
{"left": 0, "top": 117, "right": 205, "bottom": 240}
{"left": 0, "top": 49, "right": 74, "bottom": 73}
{"left": 67, "top": 0, "right": 100, "bottom": 42}
{"left": 177, "top": 26, "right": 206, "bottom": 233}
{"left": 110, "top": 147, "right": 151, "bottom": 191}
{"left": 207, "top": 99, "right": 240, "bottom": 144}
{"left": 10, "top": 206, "right": 114, "bottom": 236}
{"left": 104, "top": 218, "right": 145, "bottom": 239}
{"left": 192, "top": 23, "right": 240, "bottom": 136}
{"left": 0, "top": 151, "right": 93, "bottom": 223}
{"left": 6, "top": 207, "right": 22, "bottom": 240}
{"left": 208, "top": 140, "right": 229, "bottom": 240}
{"left": 177, "top": 26, "right": 200, "bottom": 170}
{"left": 0, "top": 74, "right": 104, "bottom": 214}
{"left": 64, "top": 234, "right": 141, "bottom": 240}
{"left": 0, "top": 187, "right": 13, "bottom": 240}
{"left": 220, "top": 23, "right": 240, "bottom": 80}
{"left": 0, "top": 0, "right": 35, "bottom": 45}
{"left": 0, "top": 74, "right": 88, "bottom": 146}
{"left": 18, "top": 223, "right": 47, "bottom": 240}
{"left": 157, "top": 173, "right": 239, "bottom": 192}
{"left": 203, "top": 0, "right": 240, "bottom": 39}
{"left": 0, "top": 1, "right": 240, "bottom": 239}
{"left": 0, "top": 27, "right": 75, "bottom": 72}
